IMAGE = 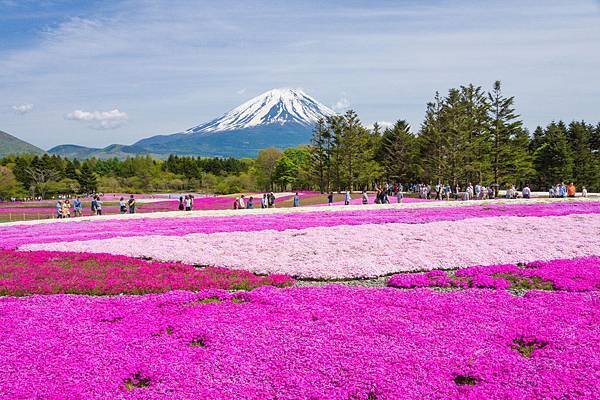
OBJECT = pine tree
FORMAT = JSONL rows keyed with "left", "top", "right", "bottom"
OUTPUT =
{"left": 64, "top": 159, "right": 78, "bottom": 179}
{"left": 459, "top": 84, "right": 491, "bottom": 184}
{"left": 567, "top": 121, "right": 597, "bottom": 189}
{"left": 333, "top": 110, "right": 372, "bottom": 190}
{"left": 533, "top": 122, "right": 573, "bottom": 187}
{"left": 418, "top": 92, "right": 447, "bottom": 184}
{"left": 309, "top": 119, "right": 331, "bottom": 193}
{"left": 488, "top": 80, "right": 532, "bottom": 186}
{"left": 378, "top": 120, "right": 418, "bottom": 182}
{"left": 78, "top": 163, "right": 98, "bottom": 194}
{"left": 439, "top": 89, "right": 468, "bottom": 185}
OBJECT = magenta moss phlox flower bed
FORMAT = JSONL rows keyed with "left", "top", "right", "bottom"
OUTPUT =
{"left": 388, "top": 257, "right": 600, "bottom": 292}
{"left": 0, "top": 286, "right": 597, "bottom": 399}
{"left": 0, "top": 250, "right": 293, "bottom": 296}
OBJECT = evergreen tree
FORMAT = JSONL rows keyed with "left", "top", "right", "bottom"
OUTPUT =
{"left": 488, "top": 80, "right": 532, "bottom": 186}
{"left": 533, "top": 122, "right": 573, "bottom": 187}
{"left": 78, "top": 163, "right": 98, "bottom": 193}
{"left": 439, "top": 88, "right": 468, "bottom": 185}
{"left": 418, "top": 92, "right": 447, "bottom": 184}
{"left": 508, "top": 129, "right": 535, "bottom": 187}
{"left": 309, "top": 118, "right": 332, "bottom": 193}
{"left": 64, "top": 159, "right": 78, "bottom": 179}
{"left": 378, "top": 120, "right": 418, "bottom": 183}
{"left": 459, "top": 84, "right": 491, "bottom": 184}
{"left": 333, "top": 110, "right": 372, "bottom": 190}
{"left": 12, "top": 157, "right": 32, "bottom": 188}
{"left": 567, "top": 121, "right": 597, "bottom": 189}
{"left": 590, "top": 123, "right": 600, "bottom": 152}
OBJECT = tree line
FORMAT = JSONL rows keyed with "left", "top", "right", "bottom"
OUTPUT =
{"left": 1, "top": 80, "right": 599, "bottom": 199}
{"left": 0, "top": 154, "right": 253, "bottom": 199}
{"left": 308, "top": 81, "right": 599, "bottom": 193}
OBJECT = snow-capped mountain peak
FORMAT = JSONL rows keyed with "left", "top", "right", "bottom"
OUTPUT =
{"left": 186, "top": 88, "right": 335, "bottom": 134}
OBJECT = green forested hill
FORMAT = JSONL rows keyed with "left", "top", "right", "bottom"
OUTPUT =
{"left": 0, "top": 130, "right": 45, "bottom": 157}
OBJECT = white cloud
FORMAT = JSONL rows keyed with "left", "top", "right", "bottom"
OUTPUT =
{"left": 368, "top": 121, "right": 394, "bottom": 131}
{"left": 65, "top": 108, "right": 128, "bottom": 130}
{"left": 333, "top": 96, "right": 350, "bottom": 111}
{"left": 236, "top": 88, "right": 246, "bottom": 95}
{"left": 12, "top": 103, "right": 34, "bottom": 114}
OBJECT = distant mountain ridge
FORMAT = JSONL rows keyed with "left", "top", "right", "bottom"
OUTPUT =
{"left": 49, "top": 88, "right": 335, "bottom": 159}
{"left": 0, "top": 130, "right": 45, "bottom": 157}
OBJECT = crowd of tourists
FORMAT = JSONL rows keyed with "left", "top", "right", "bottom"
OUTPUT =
{"left": 548, "top": 182, "right": 587, "bottom": 198}
{"left": 55, "top": 194, "right": 137, "bottom": 218}
{"left": 177, "top": 194, "right": 195, "bottom": 211}
{"left": 233, "top": 193, "right": 277, "bottom": 209}
{"left": 52, "top": 181, "right": 590, "bottom": 217}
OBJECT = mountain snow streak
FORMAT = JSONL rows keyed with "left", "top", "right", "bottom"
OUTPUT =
{"left": 186, "top": 88, "right": 335, "bottom": 134}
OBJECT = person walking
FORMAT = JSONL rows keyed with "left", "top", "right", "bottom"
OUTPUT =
{"left": 239, "top": 195, "right": 246, "bottom": 209}
{"left": 247, "top": 196, "right": 254, "bottom": 209}
{"left": 559, "top": 183, "right": 567, "bottom": 198}
{"left": 362, "top": 190, "right": 369, "bottom": 205}
{"left": 567, "top": 182, "right": 576, "bottom": 198}
{"left": 269, "top": 192, "right": 276, "bottom": 208}
{"left": 184, "top": 195, "right": 192, "bottom": 211}
{"left": 261, "top": 194, "right": 268, "bottom": 208}
{"left": 178, "top": 196, "right": 184, "bottom": 211}
{"left": 91, "top": 196, "right": 98, "bottom": 215}
{"left": 293, "top": 192, "right": 300, "bottom": 207}
{"left": 95, "top": 196, "right": 103, "bottom": 216}
{"left": 327, "top": 192, "right": 334, "bottom": 206}
{"left": 120, "top": 197, "right": 128, "bottom": 214}
{"left": 128, "top": 195, "right": 136, "bottom": 214}
{"left": 73, "top": 197, "right": 82, "bottom": 217}
{"left": 63, "top": 199, "right": 71, "bottom": 218}
{"left": 582, "top": 186, "right": 588, "bottom": 197}
{"left": 56, "top": 200, "right": 64, "bottom": 218}
{"left": 396, "top": 186, "right": 404, "bottom": 203}
{"left": 444, "top": 184, "right": 451, "bottom": 201}
{"left": 344, "top": 191, "right": 351, "bottom": 205}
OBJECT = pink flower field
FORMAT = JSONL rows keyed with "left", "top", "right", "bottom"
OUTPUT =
{"left": 0, "top": 287, "right": 598, "bottom": 399}
{"left": 388, "top": 256, "right": 600, "bottom": 292}
{"left": 1, "top": 199, "right": 599, "bottom": 399}
{"left": 0, "top": 250, "right": 293, "bottom": 296}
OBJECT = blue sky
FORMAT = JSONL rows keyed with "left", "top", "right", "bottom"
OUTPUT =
{"left": 1, "top": 0, "right": 599, "bottom": 149}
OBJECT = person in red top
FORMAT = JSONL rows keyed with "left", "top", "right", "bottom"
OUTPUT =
{"left": 567, "top": 182, "right": 576, "bottom": 197}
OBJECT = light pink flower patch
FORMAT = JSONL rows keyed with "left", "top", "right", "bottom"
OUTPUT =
{"left": 3, "top": 200, "right": 599, "bottom": 250}
{"left": 22, "top": 214, "right": 600, "bottom": 279}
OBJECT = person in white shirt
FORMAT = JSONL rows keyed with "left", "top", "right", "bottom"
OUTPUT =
{"left": 582, "top": 187, "right": 588, "bottom": 197}
{"left": 522, "top": 185, "right": 531, "bottom": 199}
{"left": 344, "top": 191, "right": 351, "bottom": 205}
{"left": 239, "top": 195, "right": 246, "bottom": 209}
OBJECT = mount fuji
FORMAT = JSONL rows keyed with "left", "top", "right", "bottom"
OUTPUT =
{"left": 187, "top": 88, "right": 335, "bottom": 134}
{"left": 128, "top": 88, "right": 335, "bottom": 158}
{"left": 50, "top": 88, "right": 335, "bottom": 158}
